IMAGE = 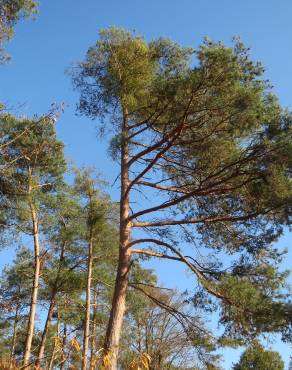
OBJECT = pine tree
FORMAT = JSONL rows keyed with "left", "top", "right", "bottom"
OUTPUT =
{"left": 73, "top": 168, "right": 118, "bottom": 370}
{"left": 73, "top": 28, "right": 292, "bottom": 368}
{"left": 35, "top": 170, "right": 119, "bottom": 369}
{"left": 0, "top": 112, "right": 66, "bottom": 366}
{"left": 233, "top": 342, "right": 284, "bottom": 370}
{"left": 0, "top": 246, "right": 33, "bottom": 367}
{"left": 0, "top": 0, "right": 38, "bottom": 62}
{"left": 35, "top": 184, "right": 83, "bottom": 367}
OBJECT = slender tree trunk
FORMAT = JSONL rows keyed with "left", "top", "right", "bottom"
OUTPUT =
{"left": 82, "top": 230, "right": 94, "bottom": 370}
{"left": 90, "top": 288, "right": 97, "bottom": 370}
{"left": 35, "top": 295, "right": 56, "bottom": 367}
{"left": 23, "top": 202, "right": 41, "bottom": 367}
{"left": 104, "top": 108, "right": 131, "bottom": 369}
{"left": 9, "top": 303, "right": 19, "bottom": 370}
{"left": 60, "top": 323, "right": 67, "bottom": 370}
{"left": 48, "top": 338, "right": 56, "bottom": 370}
{"left": 36, "top": 241, "right": 67, "bottom": 367}
{"left": 137, "top": 321, "right": 141, "bottom": 353}
{"left": 48, "top": 313, "right": 60, "bottom": 370}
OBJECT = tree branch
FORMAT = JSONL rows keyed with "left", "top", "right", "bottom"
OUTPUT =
{"left": 131, "top": 209, "right": 274, "bottom": 228}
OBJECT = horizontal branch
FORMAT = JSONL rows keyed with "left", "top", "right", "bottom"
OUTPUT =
{"left": 131, "top": 248, "right": 183, "bottom": 262}
{"left": 131, "top": 176, "right": 257, "bottom": 221}
{"left": 131, "top": 210, "right": 270, "bottom": 228}
{"left": 136, "top": 180, "right": 189, "bottom": 194}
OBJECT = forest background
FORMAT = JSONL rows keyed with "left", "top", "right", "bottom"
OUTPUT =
{"left": 0, "top": 0, "right": 291, "bottom": 368}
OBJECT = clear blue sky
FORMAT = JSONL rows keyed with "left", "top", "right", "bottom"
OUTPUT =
{"left": 0, "top": 0, "right": 291, "bottom": 368}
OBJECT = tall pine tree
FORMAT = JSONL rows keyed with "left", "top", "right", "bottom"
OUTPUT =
{"left": 0, "top": 112, "right": 66, "bottom": 366}
{"left": 73, "top": 28, "right": 292, "bottom": 368}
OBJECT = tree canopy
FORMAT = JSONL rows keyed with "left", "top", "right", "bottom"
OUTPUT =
{"left": 72, "top": 28, "right": 292, "bottom": 368}
{"left": 233, "top": 343, "right": 284, "bottom": 370}
{"left": 0, "top": 0, "right": 38, "bottom": 62}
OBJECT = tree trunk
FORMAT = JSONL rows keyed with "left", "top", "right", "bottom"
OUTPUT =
{"left": 9, "top": 303, "right": 19, "bottom": 370}
{"left": 60, "top": 323, "right": 67, "bottom": 370}
{"left": 48, "top": 338, "right": 56, "bottom": 370}
{"left": 36, "top": 241, "right": 67, "bottom": 367}
{"left": 82, "top": 231, "right": 94, "bottom": 370}
{"left": 90, "top": 288, "right": 97, "bottom": 370}
{"left": 35, "top": 295, "right": 56, "bottom": 367}
{"left": 104, "top": 108, "right": 131, "bottom": 369}
{"left": 48, "top": 313, "right": 60, "bottom": 370}
{"left": 23, "top": 202, "right": 41, "bottom": 367}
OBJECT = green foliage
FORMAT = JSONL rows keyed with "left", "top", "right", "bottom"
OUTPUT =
{"left": 72, "top": 27, "right": 152, "bottom": 120}
{"left": 72, "top": 27, "right": 191, "bottom": 124}
{"left": 0, "top": 0, "right": 38, "bottom": 62}
{"left": 73, "top": 27, "right": 292, "bottom": 359}
{"left": 216, "top": 264, "right": 292, "bottom": 340}
{"left": 0, "top": 246, "right": 34, "bottom": 360}
{"left": 0, "top": 25, "right": 290, "bottom": 369}
{"left": 233, "top": 342, "right": 284, "bottom": 370}
{"left": 74, "top": 28, "right": 292, "bottom": 249}
{"left": 0, "top": 112, "right": 66, "bottom": 233}
{"left": 31, "top": 170, "right": 120, "bottom": 369}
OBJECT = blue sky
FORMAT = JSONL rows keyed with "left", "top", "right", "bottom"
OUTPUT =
{"left": 0, "top": 0, "right": 291, "bottom": 368}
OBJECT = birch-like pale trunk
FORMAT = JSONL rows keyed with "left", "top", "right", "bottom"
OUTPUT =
{"left": 104, "top": 108, "right": 131, "bottom": 369}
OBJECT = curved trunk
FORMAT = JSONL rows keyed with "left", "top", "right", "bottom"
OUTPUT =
{"left": 23, "top": 202, "right": 41, "bottom": 367}
{"left": 104, "top": 108, "right": 131, "bottom": 369}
